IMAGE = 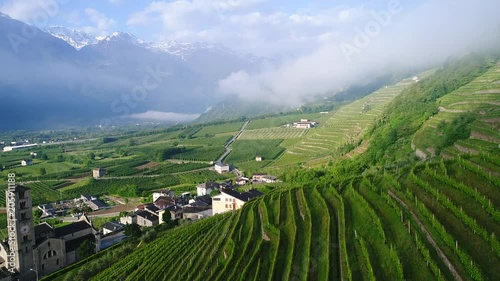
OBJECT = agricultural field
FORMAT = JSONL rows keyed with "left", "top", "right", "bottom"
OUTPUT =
{"left": 225, "top": 139, "right": 285, "bottom": 171}
{"left": 193, "top": 122, "right": 244, "bottom": 138}
{"left": 238, "top": 128, "right": 308, "bottom": 140}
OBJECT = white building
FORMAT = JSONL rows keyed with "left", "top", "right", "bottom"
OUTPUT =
{"left": 21, "top": 159, "right": 33, "bottom": 166}
{"left": 92, "top": 168, "right": 105, "bottom": 179}
{"left": 152, "top": 190, "right": 174, "bottom": 202}
{"left": 214, "top": 162, "right": 230, "bottom": 174}
{"left": 292, "top": 119, "right": 318, "bottom": 129}
{"left": 196, "top": 182, "right": 220, "bottom": 196}
{"left": 212, "top": 189, "right": 263, "bottom": 215}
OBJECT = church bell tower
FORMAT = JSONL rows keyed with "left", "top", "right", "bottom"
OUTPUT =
{"left": 6, "top": 185, "right": 35, "bottom": 277}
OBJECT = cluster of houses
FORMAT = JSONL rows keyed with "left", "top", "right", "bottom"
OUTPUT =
{"left": 119, "top": 174, "right": 276, "bottom": 227}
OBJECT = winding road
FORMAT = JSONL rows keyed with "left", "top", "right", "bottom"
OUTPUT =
{"left": 216, "top": 119, "right": 250, "bottom": 163}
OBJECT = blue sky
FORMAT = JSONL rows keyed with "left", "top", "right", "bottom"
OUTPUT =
{"left": 0, "top": 0, "right": 423, "bottom": 56}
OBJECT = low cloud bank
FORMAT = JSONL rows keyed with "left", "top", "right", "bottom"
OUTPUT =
{"left": 218, "top": 0, "right": 500, "bottom": 106}
{"left": 128, "top": 111, "right": 201, "bottom": 122}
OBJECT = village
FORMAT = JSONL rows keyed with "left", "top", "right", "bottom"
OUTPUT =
{"left": 0, "top": 160, "right": 278, "bottom": 279}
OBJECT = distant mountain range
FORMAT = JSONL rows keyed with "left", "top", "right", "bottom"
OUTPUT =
{"left": 0, "top": 12, "right": 271, "bottom": 130}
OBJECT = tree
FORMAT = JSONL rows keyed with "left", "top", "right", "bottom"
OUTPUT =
{"left": 33, "top": 209, "right": 43, "bottom": 224}
{"left": 39, "top": 167, "right": 47, "bottom": 175}
{"left": 124, "top": 223, "right": 142, "bottom": 238}
{"left": 76, "top": 239, "right": 95, "bottom": 260}
{"left": 87, "top": 152, "right": 96, "bottom": 160}
{"left": 162, "top": 211, "right": 171, "bottom": 224}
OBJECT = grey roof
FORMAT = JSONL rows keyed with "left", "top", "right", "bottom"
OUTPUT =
{"left": 195, "top": 194, "right": 212, "bottom": 205}
{"left": 55, "top": 221, "right": 91, "bottom": 237}
{"left": 183, "top": 206, "right": 210, "bottom": 214}
{"left": 221, "top": 189, "right": 264, "bottom": 202}
{"left": 65, "top": 234, "right": 95, "bottom": 252}
{"left": 34, "top": 223, "right": 53, "bottom": 235}
{"left": 89, "top": 199, "right": 108, "bottom": 209}
{"left": 136, "top": 210, "right": 159, "bottom": 222}
{"left": 103, "top": 221, "right": 124, "bottom": 232}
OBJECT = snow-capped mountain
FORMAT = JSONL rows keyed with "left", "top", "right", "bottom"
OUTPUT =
{"left": 0, "top": 14, "right": 270, "bottom": 130}
{"left": 149, "top": 41, "right": 259, "bottom": 63}
{"left": 45, "top": 26, "right": 98, "bottom": 50}
{"left": 45, "top": 26, "right": 260, "bottom": 64}
{"left": 100, "top": 31, "right": 148, "bottom": 47}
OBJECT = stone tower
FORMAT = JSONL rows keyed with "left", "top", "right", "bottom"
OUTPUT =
{"left": 6, "top": 185, "right": 36, "bottom": 278}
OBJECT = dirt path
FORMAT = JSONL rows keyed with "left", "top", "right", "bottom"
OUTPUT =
{"left": 388, "top": 191, "right": 463, "bottom": 281}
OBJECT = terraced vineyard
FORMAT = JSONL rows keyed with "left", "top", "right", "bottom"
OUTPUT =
{"left": 48, "top": 153, "right": 499, "bottom": 281}
{"left": 413, "top": 63, "right": 500, "bottom": 159}
{"left": 271, "top": 77, "right": 417, "bottom": 166}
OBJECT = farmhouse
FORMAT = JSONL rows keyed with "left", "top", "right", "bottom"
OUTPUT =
{"left": 120, "top": 213, "right": 137, "bottom": 225}
{"left": 136, "top": 210, "right": 159, "bottom": 227}
{"left": 153, "top": 196, "right": 176, "bottom": 210}
{"left": 235, "top": 177, "right": 250, "bottom": 186}
{"left": 252, "top": 174, "right": 278, "bottom": 184}
{"left": 87, "top": 199, "right": 108, "bottom": 211}
{"left": 196, "top": 181, "right": 220, "bottom": 196}
{"left": 152, "top": 189, "right": 174, "bottom": 201}
{"left": 21, "top": 159, "right": 33, "bottom": 166}
{"left": 102, "top": 221, "right": 125, "bottom": 235}
{"left": 293, "top": 119, "right": 318, "bottom": 129}
{"left": 182, "top": 206, "right": 212, "bottom": 220}
{"left": 158, "top": 205, "right": 183, "bottom": 222}
{"left": 214, "top": 162, "right": 230, "bottom": 174}
{"left": 212, "top": 189, "right": 263, "bottom": 215}
{"left": 92, "top": 168, "right": 106, "bottom": 179}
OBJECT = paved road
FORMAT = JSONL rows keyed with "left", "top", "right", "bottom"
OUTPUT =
{"left": 216, "top": 120, "right": 250, "bottom": 163}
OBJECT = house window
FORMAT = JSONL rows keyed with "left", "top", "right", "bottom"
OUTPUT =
{"left": 48, "top": 242, "right": 50, "bottom": 247}
{"left": 23, "top": 235, "right": 29, "bottom": 242}
{"left": 25, "top": 247, "right": 28, "bottom": 253}
{"left": 56, "top": 259, "right": 59, "bottom": 265}
{"left": 42, "top": 264, "right": 45, "bottom": 271}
